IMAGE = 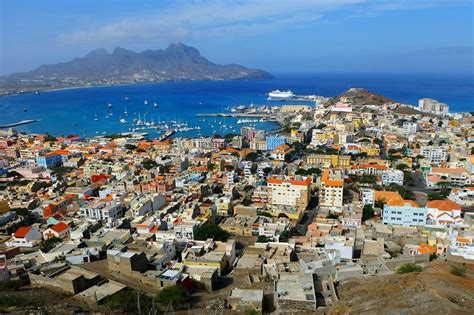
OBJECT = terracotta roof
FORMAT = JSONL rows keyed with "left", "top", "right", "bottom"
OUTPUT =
{"left": 431, "top": 167, "right": 468, "bottom": 175}
{"left": 426, "top": 200, "right": 461, "bottom": 211}
{"left": 321, "top": 169, "right": 343, "bottom": 187}
{"left": 375, "top": 191, "right": 402, "bottom": 203}
{"left": 386, "top": 199, "right": 419, "bottom": 207}
{"left": 14, "top": 226, "right": 31, "bottom": 238}
{"left": 50, "top": 222, "right": 69, "bottom": 233}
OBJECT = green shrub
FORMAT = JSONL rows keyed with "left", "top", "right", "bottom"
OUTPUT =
{"left": 450, "top": 265, "right": 466, "bottom": 277}
{"left": 396, "top": 263, "right": 422, "bottom": 274}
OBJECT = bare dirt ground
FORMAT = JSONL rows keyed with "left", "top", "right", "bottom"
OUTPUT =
{"left": 329, "top": 261, "right": 474, "bottom": 315}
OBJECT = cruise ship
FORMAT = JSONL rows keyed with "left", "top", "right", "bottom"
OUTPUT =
{"left": 267, "top": 90, "right": 294, "bottom": 100}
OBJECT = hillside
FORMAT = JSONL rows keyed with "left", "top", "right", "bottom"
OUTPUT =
{"left": 330, "top": 261, "right": 474, "bottom": 315}
{"left": 0, "top": 43, "right": 272, "bottom": 93}
{"left": 325, "top": 88, "right": 395, "bottom": 107}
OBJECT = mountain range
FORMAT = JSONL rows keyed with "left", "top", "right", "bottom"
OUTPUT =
{"left": 0, "top": 43, "right": 272, "bottom": 94}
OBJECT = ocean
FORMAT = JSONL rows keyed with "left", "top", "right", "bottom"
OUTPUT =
{"left": 0, "top": 73, "right": 472, "bottom": 138}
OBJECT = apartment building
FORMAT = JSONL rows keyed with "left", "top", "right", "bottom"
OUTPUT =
{"left": 319, "top": 169, "right": 344, "bottom": 211}
{"left": 382, "top": 199, "right": 426, "bottom": 227}
{"left": 420, "top": 145, "right": 448, "bottom": 165}
{"left": 267, "top": 176, "right": 312, "bottom": 221}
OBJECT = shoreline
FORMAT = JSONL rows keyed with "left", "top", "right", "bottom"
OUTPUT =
{"left": 0, "top": 77, "right": 274, "bottom": 98}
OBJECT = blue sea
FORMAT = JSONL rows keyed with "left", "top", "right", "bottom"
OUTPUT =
{"left": 0, "top": 73, "right": 472, "bottom": 138}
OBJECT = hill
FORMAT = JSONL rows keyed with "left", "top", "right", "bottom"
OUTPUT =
{"left": 325, "top": 88, "right": 395, "bottom": 107}
{"left": 0, "top": 43, "right": 272, "bottom": 94}
{"left": 330, "top": 261, "right": 474, "bottom": 315}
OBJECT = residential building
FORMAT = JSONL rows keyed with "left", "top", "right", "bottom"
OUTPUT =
{"left": 319, "top": 169, "right": 344, "bottom": 211}
{"left": 266, "top": 136, "right": 287, "bottom": 151}
{"left": 420, "top": 145, "right": 448, "bottom": 165}
{"left": 382, "top": 199, "right": 426, "bottom": 227}
{"left": 267, "top": 176, "right": 312, "bottom": 221}
{"left": 307, "top": 154, "right": 351, "bottom": 168}
{"left": 381, "top": 169, "right": 404, "bottom": 186}
{"left": 36, "top": 153, "right": 63, "bottom": 169}
{"left": 271, "top": 144, "right": 293, "bottom": 161}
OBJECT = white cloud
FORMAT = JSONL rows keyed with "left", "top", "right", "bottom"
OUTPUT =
{"left": 57, "top": 0, "right": 468, "bottom": 45}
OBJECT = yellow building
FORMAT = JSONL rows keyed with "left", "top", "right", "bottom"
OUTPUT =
{"left": 307, "top": 154, "right": 351, "bottom": 168}
{"left": 360, "top": 146, "right": 381, "bottom": 156}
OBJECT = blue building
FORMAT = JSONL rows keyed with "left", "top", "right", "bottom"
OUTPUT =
{"left": 266, "top": 136, "right": 287, "bottom": 151}
{"left": 36, "top": 154, "right": 63, "bottom": 169}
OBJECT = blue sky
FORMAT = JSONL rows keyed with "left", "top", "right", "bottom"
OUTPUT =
{"left": 1, "top": 0, "right": 473, "bottom": 75}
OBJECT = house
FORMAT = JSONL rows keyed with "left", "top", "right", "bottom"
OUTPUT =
{"left": 6, "top": 225, "right": 43, "bottom": 247}
{"left": 426, "top": 200, "right": 463, "bottom": 225}
{"left": 271, "top": 144, "right": 293, "bottom": 161}
{"left": 43, "top": 222, "right": 71, "bottom": 240}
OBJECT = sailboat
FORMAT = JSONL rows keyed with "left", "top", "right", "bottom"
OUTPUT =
{"left": 94, "top": 113, "right": 99, "bottom": 121}
{"left": 124, "top": 106, "right": 128, "bottom": 116}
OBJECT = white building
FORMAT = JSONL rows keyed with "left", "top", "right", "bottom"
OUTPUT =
{"left": 361, "top": 188, "right": 375, "bottom": 206}
{"left": 80, "top": 200, "right": 122, "bottom": 223}
{"left": 130, "top": 193, "right": 166, "bottom": 217}
{"left": 418, "top": 98, "right": 449, "bottom": 115}
{"left": 6, "top": 225, "right": 43, "bottom": 248}
{"left": 420, "top": 145, "right": 448, "bottom": 165}
{"left": 382, "top": 200, "right": 426, "bottom": 227}
{"left": 382, "top": 169, "right": 404, "bottom": 186}
{"left": 402, "top": 121, "right": 419, "bottom": 135}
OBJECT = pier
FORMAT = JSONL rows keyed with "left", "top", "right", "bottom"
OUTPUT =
{"left": 0, "top": 119, "right": 41, "bottom": 129}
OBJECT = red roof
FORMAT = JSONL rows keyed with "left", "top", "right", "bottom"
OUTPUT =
{"left": 50, "top": 222, "right": 69, "bottom": 233}
{"left": 14, "top": 226, "right": 31, "bottom": 238}
{"left": 426, "top": 200, "right": 461, "bottom": 211}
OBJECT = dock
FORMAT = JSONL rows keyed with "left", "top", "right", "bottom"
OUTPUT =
{"left": 0, "top": 119, "right": 41, "bottom": 129}
{"left": 158, "top": 129, "right": 176, "bottom": 141}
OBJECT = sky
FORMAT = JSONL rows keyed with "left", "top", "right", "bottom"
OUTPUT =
{"left": 0, "top": 0, "right": 473, "bottom": 75}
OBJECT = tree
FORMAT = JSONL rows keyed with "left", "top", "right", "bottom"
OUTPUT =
{"left": 396, "top": 163, "right": 409, "bottom": 171}
{"left": 245, "top": 152, "right": 259, "bottom": 162}
{"left": 257, "top": 235, "right": 270, "bottom": 243}
{"left": 195, "top": 223, "right": 230, "bottom": 241}
{"left": 326, "top": 212, "right": 339, "bottom": 220}
{"left": 362, "top": 204, "right": 375, "bottom": 222}
{"left": 156, "top": 285, "right": 189, "bottom": 308}
{"left": 44, "top": 134, "right": 57, "bottom": 142}
{"left": 40, "top": 237, "right": 63, "bottom": 253}
{"left": 141, "top": 159, "right": 158, "bottom": 170}
{"left": 279, "top": 230, "right": 290, "bottom": 242}
{"left": 124, "top": 144, "right": 137, "bottom": 150}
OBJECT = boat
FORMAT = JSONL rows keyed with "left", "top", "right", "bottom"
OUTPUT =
{"left": 124, "top": 106, "right": 128, "bottom": 115}
{"left": 124, "top": 96, "right": 130, "bottom": 101}
{"left": 144, "top": 99, "right": 148, "bottom": 105}
{"left": 94, "top": 113, "right": 99, "bottom": 121}
{"left": 34, "top": 91, "right": 39, "bottom": 95}
{"left": 108, "top": 103, "right": 113, "bottom": 108}
{"left": 153, "top": 102, "right": 159, "bottom": 108}
{"left": 120, "top": 118, "right": 127, "bottom": 124}
{"left": 23, "top": 107, "right": 27, "bottom": 112}
{"left": 267, "top": 90, "right": 294, "bottom": 100}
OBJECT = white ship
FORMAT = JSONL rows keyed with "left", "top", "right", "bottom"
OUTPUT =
{"left": 267, "top": 90, "right": 294, "bottom": 100}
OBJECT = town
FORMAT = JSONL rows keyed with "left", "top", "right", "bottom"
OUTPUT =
{"left": 0, "top": 89, "right": 473, "bottom": 313}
